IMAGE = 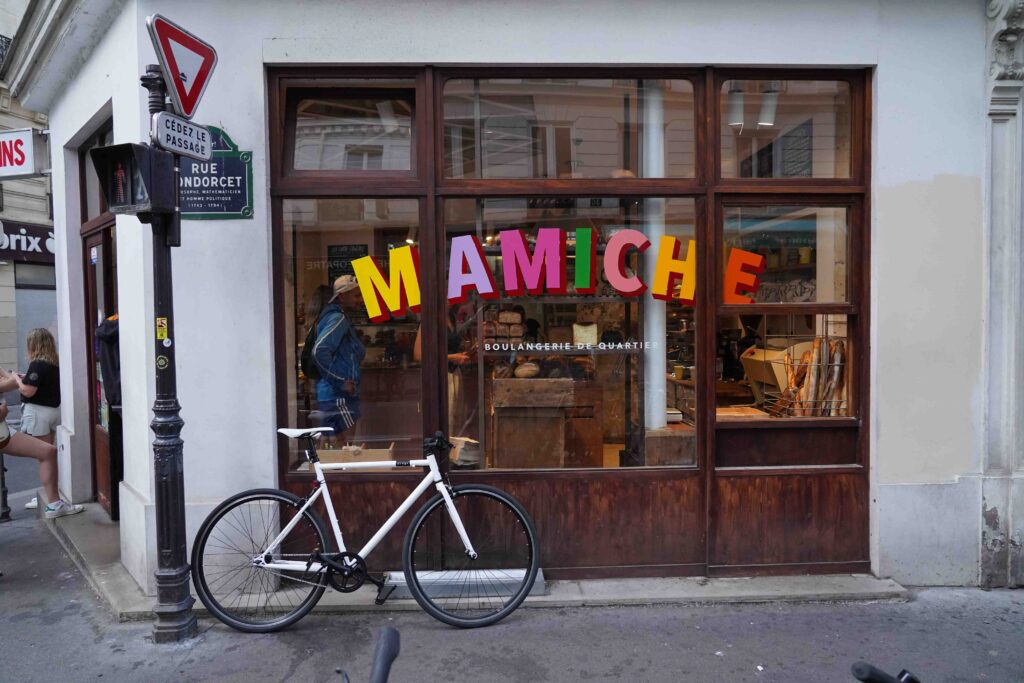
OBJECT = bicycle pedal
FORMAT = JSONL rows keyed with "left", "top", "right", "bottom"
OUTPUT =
{"left": 375, "top": 584, "right": 396, "bottom": 605}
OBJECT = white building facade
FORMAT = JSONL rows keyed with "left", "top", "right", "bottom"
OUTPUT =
{"left": 2, "top": 0, "right": 1022, "bottom": 593}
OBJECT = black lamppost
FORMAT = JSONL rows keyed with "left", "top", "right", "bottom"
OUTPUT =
{"left": 139, "top": 64, "right": 197, "bottom": 643}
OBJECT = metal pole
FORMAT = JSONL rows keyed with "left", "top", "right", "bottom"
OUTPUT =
{"left": 141, "top": 64, "right": 197, "bottom": 643}
{"left": 0, "top": 453, "right": 11, "bottom": 523}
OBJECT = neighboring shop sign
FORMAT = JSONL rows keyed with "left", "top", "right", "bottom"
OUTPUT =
{"left": 0, "top": 220, "right": 55, "bottom": 264}
{"left": 327, "top": 244, "right": 369, "bottom": 281}
{"left": 0, "top": 128, "right": 48, "bottom": 180}
{"left": 180, "top": 127, "right": 253, "bottom": 219}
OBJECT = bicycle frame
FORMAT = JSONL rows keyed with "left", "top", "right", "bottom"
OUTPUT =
{"left": 256, "top": 449, "right": 478, "bottom": 573}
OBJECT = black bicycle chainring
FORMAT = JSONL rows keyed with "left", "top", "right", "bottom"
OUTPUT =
{"left": 326, "top": 552, "right": 367, "bottom": 593}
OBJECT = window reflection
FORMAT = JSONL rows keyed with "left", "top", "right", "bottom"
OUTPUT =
{"left": 293, "top": 84, "right": 415, "bottom": 171}
{"left": 720, "top": 80, "right": 851, "bottom": 179}
{"left": 444, "top": 79, "right": 695, "bottom": 179}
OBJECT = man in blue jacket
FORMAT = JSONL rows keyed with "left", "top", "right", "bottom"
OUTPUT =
{"left": 314, "top": 275, "right": 366, "bottom": 438}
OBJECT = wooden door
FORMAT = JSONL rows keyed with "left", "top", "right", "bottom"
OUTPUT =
{"left": 84, "top": 228, "right": 120, "bottom": 518}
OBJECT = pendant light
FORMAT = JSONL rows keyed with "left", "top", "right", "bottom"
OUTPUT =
{"left": 726, "top": 81, "right": 745, "bottom": 132}
{"left": 757, "top": 82, "right": 780, "bottom": 128}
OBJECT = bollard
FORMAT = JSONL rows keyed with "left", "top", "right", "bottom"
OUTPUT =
{"left": 0, "top": 453, "right": 11, "bottom": 523}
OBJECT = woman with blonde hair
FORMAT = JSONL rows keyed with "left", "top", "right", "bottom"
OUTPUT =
{"left": 0, "top": 327, "right": 81, "bottom": 518}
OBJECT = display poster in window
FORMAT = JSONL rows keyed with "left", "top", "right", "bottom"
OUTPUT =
{"left": 327, "top": 244, "right": 369, "bottom": 282}
{"left": 180, "top": 127, "right": 253, "bottom": 220}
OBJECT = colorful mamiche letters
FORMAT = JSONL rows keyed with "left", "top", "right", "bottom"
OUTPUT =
{"left": 351, "top": 229, "right": 764, "bottom": 321}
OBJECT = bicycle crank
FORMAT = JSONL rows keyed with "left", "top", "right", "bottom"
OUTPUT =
{"left": 321, "top": 551, "right": 368, "bottom": 593}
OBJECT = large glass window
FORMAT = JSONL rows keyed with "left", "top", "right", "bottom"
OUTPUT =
{"left": 720, "top": 79, "right": 852, "bottom": 179}
{"left": 443, "top": 197, "right": 697, "bottom": 469}
{"left": 723, "top": 205, "right": 848, "bottom": 303}
{"left": 444, "top": 79, "right": 695, "bottom": 179}
{"left": 282, "top": 198, "right": 422, "bottom": 470}
{"left": 274, "top": 68, "right": 866, "bottom": 477}
{"left": 291, "top": 81, "right": 415, "bottom": 172}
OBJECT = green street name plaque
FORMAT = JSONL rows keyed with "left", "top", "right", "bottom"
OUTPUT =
{"left": 180, "top": 127, "right": 253, "bottom": 219}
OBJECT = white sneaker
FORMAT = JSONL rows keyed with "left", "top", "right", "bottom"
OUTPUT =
{"left": 44, "top": 500, "right": 84, "bottom": 519}
{"left": 25, "top": 496, "right": 38, "bottom": 510}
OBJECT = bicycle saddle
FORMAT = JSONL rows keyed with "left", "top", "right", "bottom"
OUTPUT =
{"left": 278, "top": 427, "right": 334, "bottom": 439}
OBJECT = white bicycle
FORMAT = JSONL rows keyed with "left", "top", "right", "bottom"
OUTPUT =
{"left": 191, "top": 431, "right": 539, "bottom": 632}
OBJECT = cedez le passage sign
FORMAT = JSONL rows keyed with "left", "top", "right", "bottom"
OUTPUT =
{"left": 350, "top": 228, "right": 768, "bottom": 323}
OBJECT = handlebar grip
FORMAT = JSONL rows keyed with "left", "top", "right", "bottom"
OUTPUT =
{"left": 851, "top": 662, "right": 900, "bottom": 683}
{"left": 368, "top": 626, "right": 400, "bottom": 683}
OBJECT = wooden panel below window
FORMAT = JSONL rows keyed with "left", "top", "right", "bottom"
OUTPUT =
{"left": 716, "top": 426, "right": 858, "bottom": 467}
{"left": 452, "top": 470, "right": 705, "bottom": 576}
{"left": 709, "top": 471, "right": 868, "bottom": 567}
{"left": 286, "top": 469, "right": 706, "bottom": 577}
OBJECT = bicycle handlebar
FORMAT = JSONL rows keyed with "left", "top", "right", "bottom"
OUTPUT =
{"left": 368, "top": 626, "right": 400, "bottom": 683}
{"left": 852, "top": 662, "right": 898, "bottom": 683}
{"left": 851, "top": 661, "right": 922, "bottom": 683}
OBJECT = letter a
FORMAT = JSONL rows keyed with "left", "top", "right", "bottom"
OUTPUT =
{"left": 448, "top": 234, "right": 498, "bottom": 304}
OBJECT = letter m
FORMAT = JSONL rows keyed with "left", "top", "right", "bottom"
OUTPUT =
{"left": 351, "top": 245, "right": 422, "bottom": 323}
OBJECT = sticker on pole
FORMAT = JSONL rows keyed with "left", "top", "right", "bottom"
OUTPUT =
{"left": 147, "top": 14, "right": 217, "bottom": 119}
{"left": 152, "top": 111, "right": 212, "bottom": 160}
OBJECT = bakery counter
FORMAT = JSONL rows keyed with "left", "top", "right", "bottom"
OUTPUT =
{"left": 491, "top": 378, "right": 604, "bottom": 469}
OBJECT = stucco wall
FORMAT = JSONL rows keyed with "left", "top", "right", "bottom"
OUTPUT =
{"left": 43, "top": 0, "right": 988, "bottom": 591}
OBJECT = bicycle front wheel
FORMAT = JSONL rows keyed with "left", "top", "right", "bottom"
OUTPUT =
{"left": 192, "top": 488, "right": 330, "bottom": 633}
{"left": 403, "top": 484, "right": 539, "bottom": 628}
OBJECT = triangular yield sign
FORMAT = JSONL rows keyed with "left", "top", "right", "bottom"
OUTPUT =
{"left": 148, "top": 15, "right": 218, "bottom": 119}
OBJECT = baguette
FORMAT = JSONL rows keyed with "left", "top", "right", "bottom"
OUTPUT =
{"left": 792, "top": 350, "right": 812, "bottom": 416}
{"left": 829, "top": 342, "right": 848, "bottom": 416}
{"left": 806, "top": 338, "right": 822, "bottom": 416}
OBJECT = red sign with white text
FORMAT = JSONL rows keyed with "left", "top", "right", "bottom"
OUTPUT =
{"left": 0, "top": 129, "right": 43, "bottom": 179}
{"left": 147, "top": 15, "right": 218, "bottom": 119}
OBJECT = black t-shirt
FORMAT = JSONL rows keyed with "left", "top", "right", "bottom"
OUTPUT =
{"left": 22, "top": 360, "right": 60, "bottom": 407}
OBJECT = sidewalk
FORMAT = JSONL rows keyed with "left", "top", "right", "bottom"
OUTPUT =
{"left": 4, "top": 506, "right": 1022, "bottom": 683}
{"left": 48, "top": 501, "right": 906, "bottom": 621}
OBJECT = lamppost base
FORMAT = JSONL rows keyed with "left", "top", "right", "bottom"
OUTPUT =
{"left": 152, "top": 599, "right": 199, "bottom": 643}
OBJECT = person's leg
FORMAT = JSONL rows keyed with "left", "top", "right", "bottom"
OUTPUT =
{"left": 4, "top": 432, "right": 58, "bottom": 503}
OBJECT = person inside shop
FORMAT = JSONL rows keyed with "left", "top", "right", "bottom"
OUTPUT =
{"left": 313, "top": 275, "right": 366, "bottom": 442}
{"left": 413, "top": 308, "right": 477, "bottom": 439}
{"left": 0, "top": 328, "right": 82, "bottom": 519}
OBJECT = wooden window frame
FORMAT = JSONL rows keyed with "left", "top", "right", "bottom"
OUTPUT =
{"left": 269, "top": 66, "right": 871, "bottom": 483}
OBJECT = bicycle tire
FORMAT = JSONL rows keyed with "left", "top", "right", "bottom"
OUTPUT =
{"left": 402, "top": 484, "right": 539, "bottom": 628}
{"left": 191, "top": 488, "right": 330, "bottom": 633}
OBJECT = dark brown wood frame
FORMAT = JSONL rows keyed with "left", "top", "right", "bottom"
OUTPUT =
{"left": 268, "top": 66, "right": 872, "bottom": 578}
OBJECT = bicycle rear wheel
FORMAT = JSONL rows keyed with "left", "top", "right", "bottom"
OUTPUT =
{"left": 191, "top": 488, "right": 330, "bottom": 632}
{"left": 403, "top": 484, "right": 539, "bottom": 628}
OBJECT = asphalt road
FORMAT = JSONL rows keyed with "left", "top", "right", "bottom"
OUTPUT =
{"left": 1, "top": 501, "right": 1023, "bottom": 682}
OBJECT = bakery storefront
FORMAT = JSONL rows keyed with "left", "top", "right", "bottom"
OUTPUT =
{"left": 273, "top": 68, "right": 868, "bottom": 577}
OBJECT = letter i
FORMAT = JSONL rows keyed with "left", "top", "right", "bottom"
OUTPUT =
{"left": 574, "top": 228, "right": 597, "bottom": 294}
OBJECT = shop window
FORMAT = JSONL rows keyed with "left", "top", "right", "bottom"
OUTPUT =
{"left": 443, "top": 197, "right": 697, "bottom": 470}
{"left": 715, "top": 313, "right": 852, "bottom": 419}
{"left": 443, "top": 79, "right": 695, "bottom": 179}
{"left": 720, "top": 80, "right": 851, "bottom": 179}
{"left": 722, "top": 204, "right": 848, "bottom": 303}
{"left": 291, "top": 82, "right": 415, "bottom": 172}
{"left": 282, "top": 198, "right": 422, "bottom": 470}
{"left": 14, "top": 263, "right": 56, "bottom": 288}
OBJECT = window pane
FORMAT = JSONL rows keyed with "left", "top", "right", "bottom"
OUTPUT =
{"left": 292, "top": 82, "right": 415, "bottom": 171}
{"left": 723, "top": 205, "right": 848, "bottom": 304}
{"left": 443, "top": 197, "right": 697, "bottom": 470}
{"left": 282, "top": 198, "right": 421, "bottom": 470}
{"left": 443, "top": 79, "right": 695, "bottom": 179}
{"left": 14, "top": 263, "right": 55, "bottom": 288}
{"left": 720, "top": 80, "right": 851, "bottom": 179}
{"left": 716, "top": 313, "right": 852, "bottom": 419}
